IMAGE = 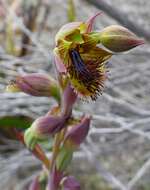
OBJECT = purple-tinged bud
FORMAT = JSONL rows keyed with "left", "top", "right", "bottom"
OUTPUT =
{"left": 62, "top": 176, "right": 81, "bottom": 190}
{"left": 6, "top": 73, "right": 60, "bottom": 102}
{"left": 99, "top": 25, "right": 145, "bottom": 52}
{"left": 62, "top": 83, "right": 77, "bottom": 118}
{"left": 64, "top": 115, "right": 91, "bottom": 148}
{"left": 55, "top": 116, "right": 91, "bottom": 171}
{"left": 29, "top": 176, "right": 40, "bottom": 190}
{"left": 24, "top": 115, "right": 66, "bottom": 150}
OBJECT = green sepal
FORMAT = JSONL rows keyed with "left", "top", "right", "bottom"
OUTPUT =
{"left": 24, "top": 128, "right": 38, "bottom": 150}
{"left": 56, "top": 146, "right": 73, "bottom": 172}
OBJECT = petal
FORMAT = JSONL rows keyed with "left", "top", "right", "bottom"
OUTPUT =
{"left": 65, "top": 29, "right": 84, "bottom": 43}
{"left": 54, "top": 48, "right": 67, "bottom": 73}
{"left": 55, "top": 22, "right": 86, "bottom": 43}
{"left": 80, "top": 46, "right": 112, "bottom": 62}
{"left": 85, "top": 12, "right": 102, "bottom": 33}
{"left": 79, "top": 34, "right": 98, "bottom": 52}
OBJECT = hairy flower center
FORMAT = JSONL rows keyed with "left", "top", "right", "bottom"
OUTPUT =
{"left": 68, "top": 49, "right": 106, "bottom": 100}
{"left": 69, "top": 50, "right": 92, "bottom": 80}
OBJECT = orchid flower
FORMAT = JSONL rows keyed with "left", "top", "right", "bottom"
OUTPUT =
{"left": 54, "top": 13, "right": 144, "bottom": 100}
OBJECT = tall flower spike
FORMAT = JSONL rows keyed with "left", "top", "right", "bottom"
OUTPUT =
{"left": 6, "top": 73, "right": 60, "bottom": 102}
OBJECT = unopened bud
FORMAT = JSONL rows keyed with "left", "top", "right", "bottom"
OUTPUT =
{"left": 24, "top": 115, "right": 66, "bottom": 150}
{"left": 6, "top": 73, "right": 60, "bottom": 102}
{"left": 99, "top": 25, "right": 144, "bottom": 52}
{"left": 62, "top": 176, "right": 80, "bottom": 190}
{"left": 55, "top": 115, "right": 91, "bottom": 171}
{"left": 64, "top": 115, "right": 91, "bottom": 148}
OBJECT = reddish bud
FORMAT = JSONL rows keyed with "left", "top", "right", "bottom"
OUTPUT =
{"left": 64, "top": 115, "right": 91, "bottom": 148}
{"left": 6, "top": 73, "right": 60, "bottom": 102}
{"left": 99, "top": 25, "right": 145, "bottom": 52}
{"left": 24, "top": 115, "right": 66, "bottom": 149}
{"left": 62, "top": 176, "right": 81, "bottom": 190}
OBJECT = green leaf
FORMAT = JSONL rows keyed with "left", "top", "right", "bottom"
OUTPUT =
{"left": 0, "top": 116, "right": 33, "bottom": 129}
{"left": 0, "top": 116, "right": 32, "bottom": 140}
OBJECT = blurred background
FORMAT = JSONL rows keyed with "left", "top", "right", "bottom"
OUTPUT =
{"left": 0, "top": 0, "right": 150, "bottom": 189}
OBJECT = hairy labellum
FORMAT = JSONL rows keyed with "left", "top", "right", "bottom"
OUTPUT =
{"left": 69, "top": 49, "right": 92, "bottom": 81}
{"left": 68, "top": 49, "right": 106, "bottom": 100}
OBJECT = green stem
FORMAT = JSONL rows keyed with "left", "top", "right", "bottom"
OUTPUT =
{"left": 67, "top": 0, "right": 76, "bottom": 22}
{"left": 50, "top": 132, "right": 62, "bottom": 171}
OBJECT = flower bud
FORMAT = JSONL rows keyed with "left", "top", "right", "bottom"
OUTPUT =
{"left": 55, "top": 116, "right": 91, "bottom": 171}
{"left": 6, "top": 73, "right": 60, "bottom": 102}
{"left": 99, "top": 25, "right": 144, "bottom": 52}
{"left": 55, "top": 22, "right": 86, "bottom": 44}
{"left": 64, "top": 115, "right": 91, "bottom": 148}
{"left": 24, "top": 115, "right": 66, "bottom": 150}
{"left": 62, "top": 176, "right": 80, "bottom": 190}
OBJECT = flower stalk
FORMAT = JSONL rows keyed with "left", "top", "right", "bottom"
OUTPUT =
{"left": 13, "top": 128, "right": 50, "bottom": 169}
